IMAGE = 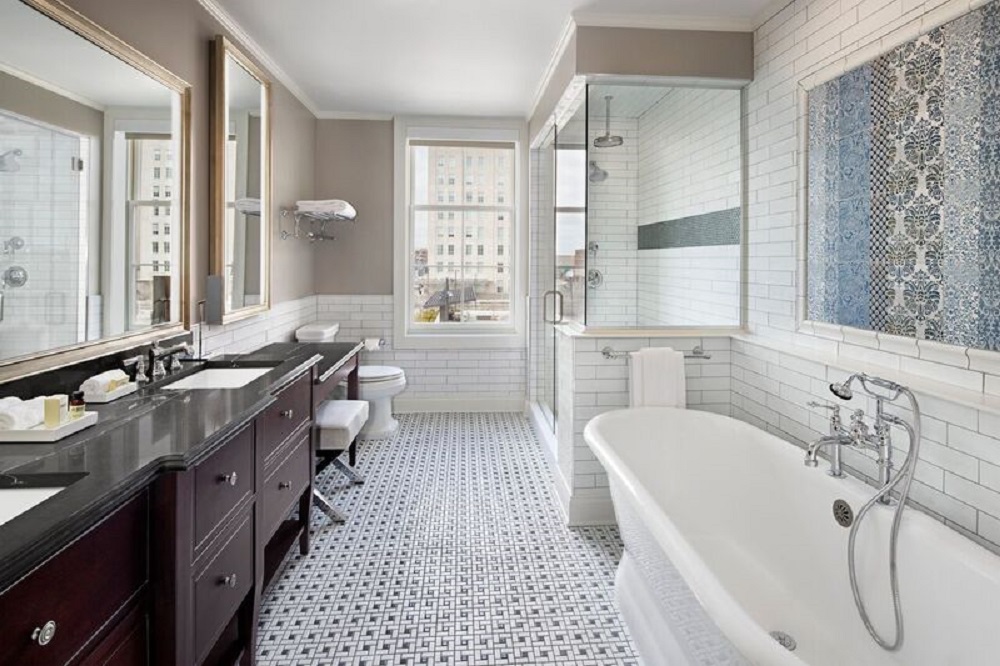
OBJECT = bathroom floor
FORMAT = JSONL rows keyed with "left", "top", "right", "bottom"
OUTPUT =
{"left": 256, "top": 412, "right": 638, "bottom": 666}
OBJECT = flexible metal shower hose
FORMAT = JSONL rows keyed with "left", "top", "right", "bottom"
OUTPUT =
{"left": 846, "top": 387, "right": 921, "bottom": 651}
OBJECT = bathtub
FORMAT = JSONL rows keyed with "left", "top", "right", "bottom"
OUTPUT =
{"left": 584, "top": 407, "right": 1000, "bottom": 666}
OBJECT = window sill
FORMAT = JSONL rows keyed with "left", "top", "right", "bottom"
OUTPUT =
{"left": 395, "top": 330, "right": 524, "bottom": 350}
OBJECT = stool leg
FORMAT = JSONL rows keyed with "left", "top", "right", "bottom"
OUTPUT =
{"left": 349, "top": 440, "right": 357, "bottom": 467}
{"left": 333, "top": 457, "right": 365, "bottom": 485}
{"left": 313, "top": 489, "right": 347, "bottom": 523}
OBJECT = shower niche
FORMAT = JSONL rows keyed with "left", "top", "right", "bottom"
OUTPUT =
{"left": 534, "top": 82, "right": 745, "bottom": 332}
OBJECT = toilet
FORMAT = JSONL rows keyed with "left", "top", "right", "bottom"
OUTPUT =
{"left": 351, "top": 365, "right": 406, "bottom": 438}
{"left": 294, "top": 322, "right": 406, "bottom": 438}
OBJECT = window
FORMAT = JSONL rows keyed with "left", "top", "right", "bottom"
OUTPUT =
{"left": 154, "top": 207, "right": 160, "bottom": 217}
{"left": 165, "top": 167, "right": 172, "bottom": 179}
{"left": 164, "top": 241, "right": 171, "bottom": 253}
{"left": 497, "top": 244, "right": 504, "bottom": 256}
{"left": 164, "top": 224, "right": 171, "bottom": 235}
{"left": 152, "top": 241, "right": 159, "bottom": 253}
{"left": 152, "top": 223, "right": 160, "bottom": 236}
{"left": 164, "top": 186, "right": 172, "bottom": 198}
{"left": 403, "top": 131, "right": 517, "bottom": 335}
{"left": 153, "top": 185, "right": 160, "bottom": 197}
{"left": 154, "top": 148, "right": 162, "bottom": 161}
{"left": 153, "top": 167, "right": 161, "bottom": 179}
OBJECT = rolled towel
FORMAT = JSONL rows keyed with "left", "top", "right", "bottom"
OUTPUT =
{"left": 295, "top": 200, "right": 357, "bottom": 219}
{"left": 0, "top": 396, "right": 44, "bottom": 431}
{"left": 80, "top": 369, "right": 129, "bottom": 395}
{"left": 234, "top": 197, "right": 261, "bottom": 215}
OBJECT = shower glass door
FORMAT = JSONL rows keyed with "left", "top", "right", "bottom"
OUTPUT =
{"left": 537, "top": 125, "right": 557, "bottom": 430}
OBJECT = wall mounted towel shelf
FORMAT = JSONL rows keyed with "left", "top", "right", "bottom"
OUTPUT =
{"left": 279, "top": 208, "right": 357, "bottom": 242}
{"left": 601, "top": 345, "right": 711, "bottom": 360}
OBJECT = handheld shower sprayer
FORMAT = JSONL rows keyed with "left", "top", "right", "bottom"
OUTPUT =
{"left": 0, "top": 149, "right": 23, "bottom": 173}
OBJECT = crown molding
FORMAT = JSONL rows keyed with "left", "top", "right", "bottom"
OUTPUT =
{"left": 316, "top": 111, "right": 395, "bottom": 121}
{"left": 572, "top": 12, "right": 755, "bottom": 32}
{"left": 195, "top": 0, "right": 321, "bottom": 117}
{"left": 526, "top": 16, "right": 577, "bottom": 121}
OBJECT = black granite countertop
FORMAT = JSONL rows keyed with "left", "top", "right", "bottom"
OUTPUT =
{"left": 0, "top": 341, "right": 362, "bottom": 593}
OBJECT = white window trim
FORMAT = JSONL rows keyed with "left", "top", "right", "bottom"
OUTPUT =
{"left": 393, "top": 116, "right": 528, "bottom": 350}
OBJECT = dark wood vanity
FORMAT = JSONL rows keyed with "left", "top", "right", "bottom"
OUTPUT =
{"left": 0, "top": 343, "right": 362, "bottom": 666}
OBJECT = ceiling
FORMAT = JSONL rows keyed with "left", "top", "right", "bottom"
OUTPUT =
{"left": 211, "top": 0, "right": 768, "bottom": 118}
{"left": 0, "top": 0, "right": 171, "bottom": 109}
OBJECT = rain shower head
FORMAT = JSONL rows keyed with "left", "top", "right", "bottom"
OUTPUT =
{"left": 593, "top": 96, "right": 624, "bottom": 149}
{"left": 0, "top": 149, "right": 23, "bottom": 172}
{"left": 588, "top": 160, "right": 608, "bottom": 183}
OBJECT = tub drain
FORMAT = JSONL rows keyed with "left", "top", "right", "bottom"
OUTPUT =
{"left": 770, "top": 631, "right": 797, "bottom": 652}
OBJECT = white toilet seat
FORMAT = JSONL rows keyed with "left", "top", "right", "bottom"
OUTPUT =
{"left": 357, "top": 365, "right": 405, "bottom": 383}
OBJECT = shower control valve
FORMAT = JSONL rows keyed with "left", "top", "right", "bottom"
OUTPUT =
{"left": 807, "top": 401, "right": 842, "bottom": 432}
{"left": 849, "top": 409, "right": 870, "bottom": 445}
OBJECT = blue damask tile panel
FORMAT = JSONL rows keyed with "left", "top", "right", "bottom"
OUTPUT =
{"left": 806, "top": 2, "right": 1000, "bottom": 351}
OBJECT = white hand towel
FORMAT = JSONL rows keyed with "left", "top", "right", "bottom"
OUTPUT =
{"left": 80, "top": 369, "right": 128, "bottom": 394}
{"left": 628, "top": 347, "right": 686, "bottom": 408}
{"left": 0, "top": 396, "right": 44, "bottom": 431}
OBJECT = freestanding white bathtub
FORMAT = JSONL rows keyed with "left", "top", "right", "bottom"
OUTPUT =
{"left": 584, "top": 407, "right": 1000, "bottom": 666}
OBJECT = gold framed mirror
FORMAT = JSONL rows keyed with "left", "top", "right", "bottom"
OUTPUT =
{"left": 0, "top": 0, "right": 191, "bottom": 382}
{"left": 210, "top": 35, "right": 271, "bottom": 323}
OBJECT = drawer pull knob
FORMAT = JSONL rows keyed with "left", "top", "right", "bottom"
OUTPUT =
{"left": 279, "top": 409, "right": 295, "bottom": 419}
{"left": 218, "top": 574, "right": 238, "bottom": 588}
{"left": 31, "top": 621, "right": 56, "bottom": 646}
{"left": 278, "top": 481, "right": 291, "bottom": 490}
{"left": 217, "top": 471, "right": 238, "bottom": 486}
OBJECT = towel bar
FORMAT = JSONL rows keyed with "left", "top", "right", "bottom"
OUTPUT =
{"left": 601, "top": 345, "right": 711, "bottom": 360}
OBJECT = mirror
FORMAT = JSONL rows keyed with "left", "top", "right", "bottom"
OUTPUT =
{"left": 0, "top": 0, "right": 189, "bottom": 374}
{"left": 211, "top": 36, "right": 269, "bottom": 321}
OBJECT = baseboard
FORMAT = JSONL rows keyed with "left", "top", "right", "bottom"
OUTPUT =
{"left": 566, "top": 492, "right": 617, "bottom": 526}
{"left": 394, "top": 396, "right": 525, "bottom": 413}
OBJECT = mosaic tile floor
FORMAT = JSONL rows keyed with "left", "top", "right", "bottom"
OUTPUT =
{"left": 257, "top": 412, "right": 638, "bottom": 666}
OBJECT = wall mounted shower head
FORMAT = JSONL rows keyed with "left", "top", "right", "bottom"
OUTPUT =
{"left": 0, "top": 149, "right": 24, "bottom": 172}
{"left": 593, "top": 96, "right": 624, "bottom": 149}
{"left": 588, "top": 160, "right": 608, "bottom": 183}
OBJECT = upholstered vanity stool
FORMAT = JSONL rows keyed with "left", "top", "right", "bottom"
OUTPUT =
{"left": 312, "top": 399, "right": 368, "bottom": 522}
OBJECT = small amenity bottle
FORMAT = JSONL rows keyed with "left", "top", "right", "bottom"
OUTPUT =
{"left": 69, "top": 391, "right": 85, "bottom": 420}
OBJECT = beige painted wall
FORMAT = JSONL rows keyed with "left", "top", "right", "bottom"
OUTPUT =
{"left": 312, "top": 119, "right": 393, "bottom": 295}
{"left": 63, "top": 0, "right": 316, "bottom": 318}
{"left": 529, "top": 25, "right": 754, "bottom": 142}
{"left": 0, "top": 69, "right": 104, "bottom": 138}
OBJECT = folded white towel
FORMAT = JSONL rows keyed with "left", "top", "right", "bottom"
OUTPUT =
{"left": 295, "top": 199, "right": 357, "bottom": 219}
{"left": 234, "top": 197, "right": 261, "bottom": 214}
{"left": 80, "top": 369, "right": 128, "bottom": 395}
{"left": 0, "top": 396, "right": 45, "bottom": 431}
{"left": 629, "top": 347, "right": 686, "bottom": 409}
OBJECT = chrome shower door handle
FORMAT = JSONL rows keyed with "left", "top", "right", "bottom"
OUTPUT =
{"left": 542, "top": 290, "right": 565, "bottom": 324}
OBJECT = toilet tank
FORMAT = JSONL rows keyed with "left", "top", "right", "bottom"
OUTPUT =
{"left": 295, "top": 322, "right": 340, "bottom": 342}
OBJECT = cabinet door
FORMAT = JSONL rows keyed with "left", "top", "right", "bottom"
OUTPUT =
{"left": 78, "top": 604, "right": 147, "bottom": 666}
{"left": 0, "top": 492, "right": 148, "bottom": 666}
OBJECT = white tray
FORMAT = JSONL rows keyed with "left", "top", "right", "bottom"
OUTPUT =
{"left": 84, "top": 382, "right": 138, "bottom": 403}
{"left": 0, "top": 411, "right": 98, "bottom": 443}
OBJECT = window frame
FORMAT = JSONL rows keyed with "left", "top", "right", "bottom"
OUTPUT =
{"left": 393, "top": 118, "right": 527, "bottom": 350}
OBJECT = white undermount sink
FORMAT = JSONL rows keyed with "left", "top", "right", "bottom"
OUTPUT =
{"left": 0, "top": 487, "right": 64, "bottom": 527}
{"left": 162, "top": 367, "right": 271, "bottom": 390}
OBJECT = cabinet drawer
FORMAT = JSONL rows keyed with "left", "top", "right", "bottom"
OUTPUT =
{"left": 259, "top": 373, "right": 310, "bottom": 463}
{"left": 193, "top": 512, "right": 253, "bottom": 664}
{"left": 78, "top": 603, "right": 146, "bottom": 666}
{"left": 0, "top": 492, "right": 147, "bottom": 666}
{"left": 194, "top": 423, "right": 254, "bottom": 551}
{"left": 261, "top": 430, "right": 310, "bottom": 540}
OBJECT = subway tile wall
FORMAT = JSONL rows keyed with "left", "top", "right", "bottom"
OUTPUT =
{"left": 636, "top": 88, "right": 742, "bottom": 327}
{"left": 0, "top": 112, "right": 86, "bottom": 358}
{"left": 194, "top": 295, "right": 319, "bottom": 357}
{"left": 740, "top": 0, "right": 1000, "bottom": 552}
{"left": 556, "top": 333, "right": 732, "bottom": 522}
{"left": 316, "top": 295, "right": 526, "bottom": 408}
{"left": 586, "top": 119, "right": 639, "bottom": 327}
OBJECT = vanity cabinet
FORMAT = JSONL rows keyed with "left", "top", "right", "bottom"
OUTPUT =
{"left": 0, "top": 491, "right": 148, "bottom": 666}
{"left": 151, "top": 368, "right": 314, "bottom": 666}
